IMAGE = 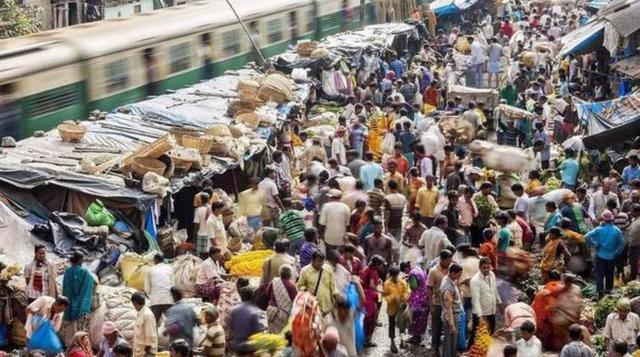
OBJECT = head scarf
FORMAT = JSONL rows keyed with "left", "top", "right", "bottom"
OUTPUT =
{"left": 407, "top": 266, "right": 428, "bottom": 311}
{"left": 67, "top": 332, "right": 92, "bottom": 357}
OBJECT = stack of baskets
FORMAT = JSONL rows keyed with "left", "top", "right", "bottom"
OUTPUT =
{"left": 168, "top": 148, "right": 199, "bottom": 172}
{"left": 438, "top": 116, "right": 477, "bottom": 144}
{"left": 296, "top": 41, "right": 317, "bottom": 57}
{"left": 58, "top": 123, "right": 87, "bottom": 142}
{"left": 170, "top": 127, "right": 200, "bottom": 146}
{"left": 205, "top": 124, "right": 232, "bottom": 138}
{"left": 257, "top": 73, "right": 293, "bottom": 104}
{"left": 209, "top": 137, "right": 230, "bottom": 157}
{"left": 497, "top": 104, "right": 533, "bottom": 120}
{"left": 237, "top": 79, "right": 260, "bottom": 97}
{"left": 235, "top": 112, "right": 261, "bottom": 129}
{"left": 182, "top": 134, "right": 214, "bottom": 154}
{"left": 131, "top": 157, "right": 166, "bottom": 178}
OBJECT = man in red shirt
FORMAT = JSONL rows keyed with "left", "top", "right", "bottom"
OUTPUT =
{"left": 501, "top": 19, "right": 513, "bottom": 39}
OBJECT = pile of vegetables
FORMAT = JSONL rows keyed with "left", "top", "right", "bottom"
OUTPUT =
{"left": 473, "top": 194, "right": 497, "bottom": 228}
{"left": 467, "top": 320, "right": 492, "bottom": 356}
{"left": 249, "top": 333, "right": 288, "bottom": 354}
{"left": 224, "top": 250, "right": 273, "bottom": 276}
{"left": 594, "top": 294, "right": 619, "bottom": 328}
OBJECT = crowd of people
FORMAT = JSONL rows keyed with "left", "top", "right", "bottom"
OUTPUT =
{"left": 12, "top": 0, "right": 640, "bottom": 356}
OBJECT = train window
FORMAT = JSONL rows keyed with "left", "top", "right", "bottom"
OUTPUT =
{"left": 25, "top": 84, "right": 80, "bottom": 117}
{"left": 169, "top": 43, "right": 191, "bottom": 73}
{"left": 104, "top": 59, "right": 129, "bottom": 93}
{"left": 267, "top": 18, "right": 283, "bottom": 43}
{"left": 222, "top": 29, "right": 241, "bottom": 57}
{"left": 306, "top": 9, "right": 314, "bottom": 33}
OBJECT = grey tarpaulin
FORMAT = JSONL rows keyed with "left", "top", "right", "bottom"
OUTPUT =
{"left": 0, "top": 165, "right": 156, "bottom": 211}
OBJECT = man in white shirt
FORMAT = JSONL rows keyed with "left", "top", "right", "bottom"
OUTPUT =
{"left": 469, "top": 36, "right": 486, "bottom": 88}
{"left": 469, "top": 257, "right": 502, "bottom": 345}
{"left": 319, "top": 189, "right": 351, "bottom": 250}
{"left": 511, "top": 183, "right": 529, "bottom": 218}
{"left": 259, "top": 167, "right": 285, "bottom": 226}
{"left": 516, "top": 321, "right": 542, "bottom": 357}
{"left": 131, "top": 292, "right": 158, "bottom": 357}
{"left": 589, "top": 179, "right": 620, "bottom": 220}
{"left": 145, "top": 254, "right": 175, "bottom": 322}
{"left": 604, "top": 298, "right": 640, "bottom": 352}
{"left": 419, "top": 215, "right": 452, "bottom": 266}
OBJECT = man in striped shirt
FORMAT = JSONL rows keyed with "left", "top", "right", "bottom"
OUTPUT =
{"left": 202, "top": 306, "right": 225, "bottom": 357}
{"left": 367, "top": 178, "right": 386, "bottom": 217}
{"left": 278, "top": 198, "right": 306, "bottom": 255}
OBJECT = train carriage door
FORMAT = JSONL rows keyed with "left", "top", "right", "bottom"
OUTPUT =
{"left": 199, "top": 33, "right": 213, "bottom": 80}
{"left": 0, "top": 83, "right": 22, "bottom": 139}
{"left": 142, "top": 47, "right": 159, "bottom": 97}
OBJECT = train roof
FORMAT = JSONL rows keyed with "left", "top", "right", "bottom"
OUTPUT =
{"left": 27, "top": 0, "right": 312, "bottom": 58}
{"left": 0, "top": 38, "right": 79, "bottom": 82}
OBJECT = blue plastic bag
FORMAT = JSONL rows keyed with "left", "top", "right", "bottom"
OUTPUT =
{"left": 27, "top": 315, "right": 62, "bottom": 354}
{"left": 457, "top": 309, "right": 467, "bottom": 351}
{"left": 344, "top": 282, "right": 359, "bottom": 310}
{"left": 354, "top": 310, "right": 365, "bottom": 353}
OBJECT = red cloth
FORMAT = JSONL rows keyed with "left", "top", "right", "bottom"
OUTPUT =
{"left": 501, "top": 22, "right": 513, "bottom": 38}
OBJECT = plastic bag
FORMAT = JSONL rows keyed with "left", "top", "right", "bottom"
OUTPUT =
{"left": 27, "top": 316, "right": 62, "bottom": 354}
{"left": 354, "top": 310, "right": 365, "bottom": 353}
{"left": 457, "top": 309, "right": 467, "bottom": 351}
{"left": 119, "top": 253, "right": 151, "bottom": 291}
{"left": 84, "top": 200, "right": 116, "bottom": 227}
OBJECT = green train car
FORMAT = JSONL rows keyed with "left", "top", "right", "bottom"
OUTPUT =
{"left": 0, "top": 0, "right": 380, "bottom": 139}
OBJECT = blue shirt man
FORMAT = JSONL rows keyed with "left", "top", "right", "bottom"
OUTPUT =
{"left": 622, "top": 155, "right": 640, "bottom": 187}
{"left": 359, "top": 153, "right": 384, "bottom": 191}
{"left": 558, "top": 150, "right": 579, "bottom": 189}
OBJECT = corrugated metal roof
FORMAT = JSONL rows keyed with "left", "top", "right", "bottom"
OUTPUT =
{"left": 612, "top": 55, "right": 640, "bottom": 78}
{"left": 604, "top": 2, "right": 640, "bottom": 36}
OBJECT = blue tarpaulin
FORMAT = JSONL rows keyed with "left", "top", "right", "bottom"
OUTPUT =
{"left": 558, "top": 20, "right": 605, "bottom": 57}
{"left": 430, "top": 0, "right": 480, "bottom": 16}
{"left": 588, "top": 0, "right": 609, "bottom": 9}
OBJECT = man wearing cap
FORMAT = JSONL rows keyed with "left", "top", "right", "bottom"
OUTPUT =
{"left": 586, "top": 210, "right": 625, "bottom": 296}
{"left": 604, "top": 298, "right": 640, "bottom": 353}
{"left": 319, "top": 189, "right": 351, "bottom": 251}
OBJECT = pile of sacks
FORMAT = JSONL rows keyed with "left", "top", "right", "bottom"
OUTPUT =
{"left": 90, "top": 286, "right": 138, "bottom": 348}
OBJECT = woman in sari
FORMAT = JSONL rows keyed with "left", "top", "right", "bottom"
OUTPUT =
{"left": 67, "top": 332, "right": 93, "bottom": 357}
{"left": 367, "top": 109, "right": 388, "bottom": 160}
{"left": 532, "top": 272, "right": 582, "bottom": 351}
{"left": 266, "top": 264, "right": 297, "bottom": 334}
{"left": 407, "top": 265, "right": 429, "bottom": 345}
{"left": 541, "top": 227, "right": 571, "bottom": 282}
{"left": 360, "top": 255, "right": 385, "bottom": 347}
